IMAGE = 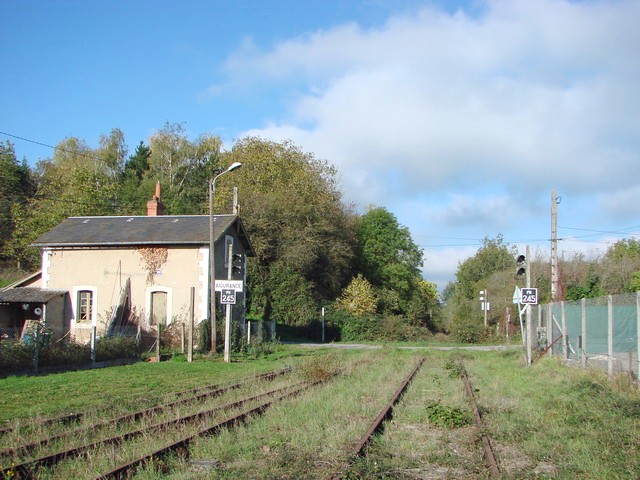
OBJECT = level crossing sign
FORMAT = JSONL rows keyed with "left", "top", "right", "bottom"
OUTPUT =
{"left": 220, "top": 289, "right": 236, "bottom": 305}
{"left": 520, "top": 288, "right": 538, "bottom": 305}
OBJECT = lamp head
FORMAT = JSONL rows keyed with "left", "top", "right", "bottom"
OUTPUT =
{"left": 227, "top": 162, "right": 242, "bottom": 173}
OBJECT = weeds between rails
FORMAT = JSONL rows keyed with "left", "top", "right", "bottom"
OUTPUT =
{"left": 329, "top": 357, "right": 426, "bottom": 479}
{"left": 335, "top": 355, "right": 500, "bottom": 480}
{"left": 96, "top": 380, "right": 326, "bottom": 480}
{"left": 2, "top": 367, "right": 292, "bottom": 459}
{"left": 0, "top": 367, "right": 291, "bottom": 441}
{"left": 0, "top": 368, "right": 293, "bottom": 477}
{"left": 4, "top": 380, "right": 310, "bottom": 478}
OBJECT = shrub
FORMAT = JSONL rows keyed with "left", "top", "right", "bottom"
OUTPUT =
{"left": 95, "top": 336, "right": 139, "bottom": 361}
{"left": 0, "top": 340, "right": 34, "bottom": 370}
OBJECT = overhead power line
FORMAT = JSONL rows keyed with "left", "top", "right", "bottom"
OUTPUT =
{"left": 0, "top": 130, "right": 104, "bottom": 162}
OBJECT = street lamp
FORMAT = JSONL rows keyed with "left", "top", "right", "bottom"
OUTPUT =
{"left": 209, "top": 162, "right": 242, "bottom": 353}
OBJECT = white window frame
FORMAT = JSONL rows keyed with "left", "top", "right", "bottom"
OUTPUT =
{"left": 71, "top": 285, "right": 98, "bottom": 329}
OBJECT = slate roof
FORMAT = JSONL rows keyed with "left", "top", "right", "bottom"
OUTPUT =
{"left": 32, "top": 215, "right": 255, "bottom": 255}
{"left": 0, "top": 288, "right": 67, "bottom": 304}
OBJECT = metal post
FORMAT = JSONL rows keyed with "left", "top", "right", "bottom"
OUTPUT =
{"left": 321, "top": 307, "right": 325, "bottom": 343}
{"left": 188, "top": 287, "right": 194, "bottom": 363}
{"left": 551, "top": 191, "right": 560, "bottom": 302}
{"left": 209, "top": 163, "right": 243, "bottom": 354}
{"left": 526, "top": 245, "right": 533, "bottom": 365}
{"left": 209, "top": 179, "right": 217, "bottom": 353}
{"left": 224, "top": 240, "right": 233, "bottom": 363}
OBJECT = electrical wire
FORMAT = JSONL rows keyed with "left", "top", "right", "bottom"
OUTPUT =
{"left": 0, "top": 130, "right": 106, "bottom": 163}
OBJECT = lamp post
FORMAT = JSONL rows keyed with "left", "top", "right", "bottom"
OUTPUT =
{"left": 209, "top": 162, "right": 242, "bottom": 353}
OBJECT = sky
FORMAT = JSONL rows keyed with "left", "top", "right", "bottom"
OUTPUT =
{"left": 2, "top": 0, "right": 639, "bottom": 290}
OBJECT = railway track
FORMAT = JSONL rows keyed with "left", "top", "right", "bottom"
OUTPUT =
{"left": 330, "top": 356, "right": 426, "bottom": 479}
{"left": 331, "top": 357, "right": 501, "bottom": 479}
{"left": 1, "top": 368, "right": 298, "bottom": 479}
{"left": 0, "top": 367, "right": 291, "bottom": 442}
{"left": 0, "top": 367, "right": 291, "bottom": 460}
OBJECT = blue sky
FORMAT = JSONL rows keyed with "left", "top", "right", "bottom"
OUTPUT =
{"left": 2, "top": 0, "right": 640, "bottom": 290}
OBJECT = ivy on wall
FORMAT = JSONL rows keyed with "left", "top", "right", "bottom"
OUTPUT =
{"left": 137, "top": 247, "right": 168, "bottom": 285}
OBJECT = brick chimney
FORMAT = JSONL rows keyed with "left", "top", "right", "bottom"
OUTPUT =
{"left": 146, "top": 182, "right": 165, "bottom": 216}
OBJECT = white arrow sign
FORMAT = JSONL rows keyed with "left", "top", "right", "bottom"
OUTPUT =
{"left": 512, "top": 286, "right": 521, "bottom": 304}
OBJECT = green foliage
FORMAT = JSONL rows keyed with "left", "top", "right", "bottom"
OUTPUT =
{"left": 0, "top": 340, "right": 34, "bottom": 370}
{"left": 629, "top": 272, "right": 640, "bottom": 292}
{"left": 0, "top": 335, "right": 139, "bottom": 373}
{"left": 425, "top": 400, "right": 472, "bottom": 428}
{"left": 331, "top": 307, "right": 430, "bottom": 342}
{"left": 226, "top": 137, "right": 357, "bottom": 326}
{"left": 565, "top": 269, "right": 605, "bottom": 301}
{"left": 337, "top": 274, "right": 378, "bottom": 316}
{"left": 197, "top": 318, "right": 212, "bottom": 353}
{"left": 95, "top": 335, "right": 139, "bottom": 361}
{"left": 449, "top": 300, "right": 484, "bottom": 343}
{"left": 266, "top": 263, "right": 317, "bottom": 327}
{"left": 356, "top": 206, "right": 424, "bottom": 316}
{"left": 442, "top": 357, "right": 466, "bottom": 378}
{"left": 455, "top": 235, "right": 514, "bottom": 300}
{"left": 0, "top": 142, "right": 35, "bottom": 264}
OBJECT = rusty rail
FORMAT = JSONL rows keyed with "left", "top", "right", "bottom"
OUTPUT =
{"left": 330, "top": 357, "right": 425, "bottom": 479}
{"left": 1, "top": 367, "right": 291, "bottom": 459}
{"left": 2, "top": 380, "right": 306, "bottom": 478}
{"left": 461, "top": 370, "right": 500, "bottom": 478}
{"left": 96, "top": 380, "right": 322, "bottom": 480}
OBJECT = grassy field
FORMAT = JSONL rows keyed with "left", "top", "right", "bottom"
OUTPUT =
{"left": 0, "top": 345, "right": 638, "bottom": 479}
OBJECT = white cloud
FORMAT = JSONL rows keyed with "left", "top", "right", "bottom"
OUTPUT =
{"left": 215, "top": 0, "right": 640, "bottom": 284}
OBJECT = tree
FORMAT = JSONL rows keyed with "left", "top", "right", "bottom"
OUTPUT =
{"left": 355, "top": 206, "right": 423, "bottom": 314}
{"left": 145, "top": 123, "right": 222, "bottom": 214}
{"left": 0, "top": 142, "right": 35, "bottom": 262}
{"left": 599, "top": 239, "right": 640, "bottom": 294}
{"left": 7, "top": 137, "right": 121, "bottom": 269}
{"left": 441, "top": 235, "right": 515, "bottom": 342}
{"left": 222, "top": 136, "right": 357, "bottom": 325}
{"left": 338, "top": 274, "right": 378, "bottom": 316}
{"left": 455, "top": 235, "right": 514, "bottom": 300}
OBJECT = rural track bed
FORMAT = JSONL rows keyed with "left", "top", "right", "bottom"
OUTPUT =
{"left": 1, "top": 349, "right": 571, "bottom": 479}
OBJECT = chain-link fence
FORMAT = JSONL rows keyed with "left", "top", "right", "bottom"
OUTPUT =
{"left": 532, "top": 292, "right": 639, "bottom": 379}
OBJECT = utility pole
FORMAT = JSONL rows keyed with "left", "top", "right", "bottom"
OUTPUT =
{"left": 526, "top": 244, "right": 533, "bottom": 365}
{"left": 224, "top": 241, "right": 233, "bottom": 363}
{"left": 551, "top": 191, "right": 560, "bottom": 302}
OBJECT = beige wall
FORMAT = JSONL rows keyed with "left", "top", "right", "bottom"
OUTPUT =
{"left": 42, "top": 246, "right": 208, "bottom": 338}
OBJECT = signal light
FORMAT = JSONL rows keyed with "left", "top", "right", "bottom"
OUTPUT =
{"left": 232, "top": 253, "right": 244, "bottom": 275}
{"left": 515, "top": 254, "right": 526, "bottom": 276}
